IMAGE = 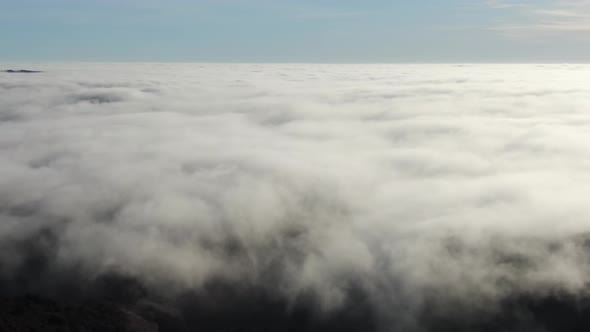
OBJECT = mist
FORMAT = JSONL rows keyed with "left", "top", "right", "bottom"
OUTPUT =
{"left": 3, "top": 63, "right": 590, "bottom": 331}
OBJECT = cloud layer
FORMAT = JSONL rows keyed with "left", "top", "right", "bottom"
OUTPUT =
{"left": 2, "top": 63, "right": 590, "bottom": 330}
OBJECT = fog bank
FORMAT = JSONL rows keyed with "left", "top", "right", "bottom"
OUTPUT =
{"left": 3, "top": 64, "right": 590, "bottom": 331}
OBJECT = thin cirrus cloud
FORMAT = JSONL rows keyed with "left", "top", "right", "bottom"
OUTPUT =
{"left": 295, "top": 10, "right": 367, "bottom": 20}
{"left": 485, "top": 0, "right": 529, "bottom": 9}
{"left": 488, "top": 0, "right": 590, "bottom": 33}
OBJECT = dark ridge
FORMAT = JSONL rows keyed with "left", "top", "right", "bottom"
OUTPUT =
{"left": 4, "top": 229, "right": 590, "bottom": 331}
{"left": 0, "top": 295, "right": 157, "bottom": 332}
{"left": 0, "top": 277, "right": 376, "bottom": 332}
{"left": 4, "top": 285, "right": 590, "bottom": 332}
{"left": 420, "top": 293, "right": 590, "bottom": 332}
{"left": 2, "top": 69, "right": 43, "bottom": 73}
{"left": 174, "top": 278, "right": 376, "bottom": 332}
{"left": 0, "top": 227, "right": 376, "bottom": 331}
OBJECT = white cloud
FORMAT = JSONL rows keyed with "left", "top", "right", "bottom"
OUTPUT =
{"left": 2, "top": 63, "right": 590, "bottom": 329}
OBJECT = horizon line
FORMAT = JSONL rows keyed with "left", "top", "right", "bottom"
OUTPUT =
{"left": 2, "top": 61, "right": 590, "bottom": 65}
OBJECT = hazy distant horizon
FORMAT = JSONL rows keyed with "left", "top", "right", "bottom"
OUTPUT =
{"left": 5, "top": 61, "right": 590, "bottom": 66}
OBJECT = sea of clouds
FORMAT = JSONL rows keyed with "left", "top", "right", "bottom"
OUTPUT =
{"left": 2, "top": 63, "right": 590, "bottom": 330}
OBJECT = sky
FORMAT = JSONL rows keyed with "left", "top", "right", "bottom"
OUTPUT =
{"left": 1, "top": 0, "right": 590, "bottom": 62}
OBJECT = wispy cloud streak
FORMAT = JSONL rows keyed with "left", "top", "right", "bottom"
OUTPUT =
{"left": 488, "top": 0, "right": 590, "bottom": 34}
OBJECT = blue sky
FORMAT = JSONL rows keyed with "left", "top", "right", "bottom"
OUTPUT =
{"left": 1, "top": 0, "right": 590, "bottom": 62}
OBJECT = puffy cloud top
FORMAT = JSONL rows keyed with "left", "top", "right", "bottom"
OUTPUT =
{"left": 2, "top": 63, "right": 590, "bottom": 330}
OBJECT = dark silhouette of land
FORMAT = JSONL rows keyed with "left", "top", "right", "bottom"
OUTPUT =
{"left": 3, "top": 284, "right": 590, "bottom": 332}
{"left": 2, "top": 69, "right": 43, "bottom": 73}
